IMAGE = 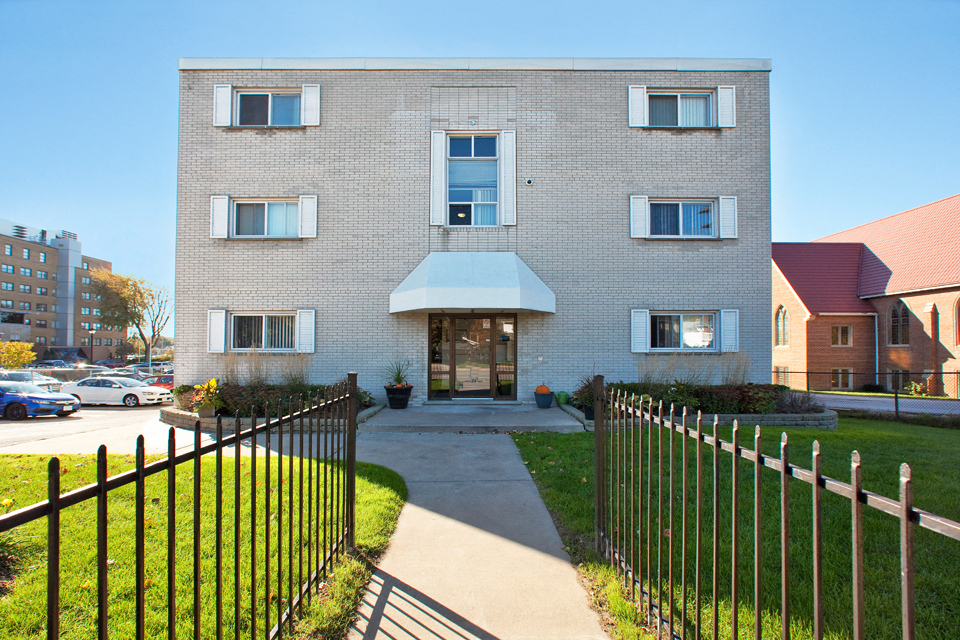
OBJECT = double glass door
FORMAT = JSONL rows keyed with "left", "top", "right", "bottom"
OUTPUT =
{"left": 429, "top": 314, "right": 516, "bottom": 400}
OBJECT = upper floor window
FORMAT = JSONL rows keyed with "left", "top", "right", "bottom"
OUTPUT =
{"left": 19, "top": 268, "right": 30, "bottom": 277}
{"left": 82, "top": 276, "right": 91, "bottom": 284}
{"left": 3, "top": 245, "right": 10, "bottom": 256}
{"left": 629, "top": 85, "right": 735, "bottom": 128}
{"left": 831, "top": 325, "right": 851, "bottom": 346}
{"left": 82, "top": 292, "right": 91, "bottom": 300}
{"left": 39, "top": 252, "right": 46, "bottom": 263}
{"left": 890, "top": 300, "right": 910, "bottom": 345}
{"left": 22, "top": 248, "right": 29, "bottom": 260}
{"left": 37, "top": 271, "right": 47, "bottom": 279}
{"left": 234, "top": 202, "right": 299, "bottom": 237}
{"left": 18, "top": 302, "right": 30, "bottom": 311}
{"left": 213, "top": 84, "right": 320, "bottom": 127}
{"left": 36, "top": 304, "right": 47, "bottom": 312}
{"left": 37, "top": 287, "right": 47, "bottom": 296}
{"left": 81, "top": 307, "right": 90, "bottom": 315}
{"left": 83, "top": 262, "right": 89, "bottom": 270}
{"left": 0, "top": 300, "right": 11, "bottom": 309}
{"left": 448, "top": 135, "right": 498, "bottom": 227}
{"left": 19, "top": 285, "right": 30, "bottom": 294}
{"left": 630, "top": 196, "right": 737, "bottom": 239}
{"left": 775, "top": 306, "right": 789, "bottom": 346}
{"left": 1, "top": 265, "right": 11, "bottom": 274}
{"left": 0, "top": 283, "right": 11, "bottom": 292}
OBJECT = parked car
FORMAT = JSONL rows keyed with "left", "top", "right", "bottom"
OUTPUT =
{"left": 141, "top": 374, "right": 174, "bottom": 390}
{"left": 95, "top": 359, "right": 127, "bottom": 369}
{"left": 60, "top": 377, "right": 173, "bottom": 407}
{"left": 75, "top": 364, "right": 111, "bottom": 374}
{"left": 32, "top": 360, "right": 72, "bottom": 369}
{"left": 0, "top": 370, "right": 61, "bottom": 392}
{"left": 100, "top": 368, "right": 153, "bottom": 380}
{"left": 0, "top": 381, "right": 80, "bottom": 420}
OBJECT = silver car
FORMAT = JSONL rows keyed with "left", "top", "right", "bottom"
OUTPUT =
{"left": 0, "top": 370, "right": 62, "bottom": 392}
{"left": 60, "top": 377, "right": 173, "bottom": 407}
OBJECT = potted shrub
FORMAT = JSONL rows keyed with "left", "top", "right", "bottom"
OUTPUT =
{"left": 192, "top": 378, "right": 221, "bottom": 418}
{"left": 571, "top": 375, "right": 596, "bottom": 420}
{"left": 534, "top": 384, "right": 554, "bottom": 409}
{"left": 384, "top": 358, "right": 413, "bottom": 409}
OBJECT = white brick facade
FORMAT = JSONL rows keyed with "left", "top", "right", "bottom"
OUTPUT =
{"left": 176, "top": 58, "right": 772, "bottom": 403}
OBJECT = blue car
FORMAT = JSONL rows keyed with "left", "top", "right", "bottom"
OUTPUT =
{"left": 0, "top": 381, "right": 81, "bottom": 420}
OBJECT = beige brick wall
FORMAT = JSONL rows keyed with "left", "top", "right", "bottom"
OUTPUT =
{"left": 176, "top": 67, "right": 772, "bottom": 403}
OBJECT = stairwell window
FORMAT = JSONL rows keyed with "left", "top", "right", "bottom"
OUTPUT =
{"left": 448, "top": 135, "right": 499, "bottom": 227}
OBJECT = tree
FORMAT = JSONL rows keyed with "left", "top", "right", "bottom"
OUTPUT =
{"left": 145, "top": 288, "right": 172, "bottom": 358}
{"left": 90, "top": 269, "right": 163, "bottom": 366}
{"left": 0, "top": 341, "right": 37, "bottom": 369}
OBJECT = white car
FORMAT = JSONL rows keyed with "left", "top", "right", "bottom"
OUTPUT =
{"left": 61, "top": 376, "right": 173, "bottom": 407}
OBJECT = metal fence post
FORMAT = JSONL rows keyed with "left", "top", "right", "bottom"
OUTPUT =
{"left": 346, "top": 372, "right": 358, "bottom": 553}
{"left": 593, "top": 374, "right": 605, "bottom": 555}
{"left": 895, "top": 389, "right": 900, "bottom": 421}
{"left": 47, "top": 457, "right": 60, "bottom": 640}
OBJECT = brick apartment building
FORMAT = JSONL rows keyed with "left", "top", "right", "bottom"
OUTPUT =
{"left": 175, "top": 57, "right": 773, "bottom": 403}
{"left": 772, "top": 194, "right": 960, "bottom": 396}
{"left": 0, "top": 219, "right": 126, "bottom": 362}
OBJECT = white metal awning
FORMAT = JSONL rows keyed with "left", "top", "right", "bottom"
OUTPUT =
{"left": 389, "top": 252, "right": 556, "bottom": 313}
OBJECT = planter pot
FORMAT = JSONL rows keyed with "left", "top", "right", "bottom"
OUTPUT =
{"left": 580, "top": 405, "right": 595, "bottom": 420}
{"left": 535, "top": 392, "right": 554, "bottom": 409}
{"left": 197, "top": 405, "right": 216, "bottom": 418}
{"left": 385, "top": 385, "right": 413, "bottom": 409}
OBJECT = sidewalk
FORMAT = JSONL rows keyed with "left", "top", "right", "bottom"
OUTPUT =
{"left": 350, "top": 433, "right": 608, "bottom": 640}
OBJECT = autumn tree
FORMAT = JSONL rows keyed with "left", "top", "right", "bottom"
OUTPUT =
{"left": 90, "top": 270, "right": 172, "bottom": 366}
{"left": 0, "top": 341, "right": 37, "bottom": 369}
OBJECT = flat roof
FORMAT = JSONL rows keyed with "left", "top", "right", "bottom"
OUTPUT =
{"left": 179, "top": 57, "right": 771, "bottom": 72}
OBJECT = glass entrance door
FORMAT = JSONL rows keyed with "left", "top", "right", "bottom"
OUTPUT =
{"left": 429, "top": 314, "right": 517, "bottom": 400}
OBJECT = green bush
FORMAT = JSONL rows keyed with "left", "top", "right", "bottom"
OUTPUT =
{"left": 607, "top": 380, "right": 788, "bottom": 414}
{"left": 216, "top": 383, "right": 377, "bottom": 418}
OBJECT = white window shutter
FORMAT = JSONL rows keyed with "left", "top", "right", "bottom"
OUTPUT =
{"left": 630, "top": 196, "right": 649, "bottom": 238}
{"left": 631, "top": 309, "right": 650, "bottom": 353}
{"left": 213, "top": 85, "right": 232, "bottom": 126}
{"left": 430, "top": 131, "right": 446, "bottom": 225}
{"left": 717, "top": 86, "right": 736, "bottom": 127}
{"left": 298, "top": 195, "right": 318, "bottom": 238}
{"left": 628, "top": 86, "right": 647, "bottom": 127}
{"left": 296, "top": 309, "right": 316, "bottom": 353}
{"left": 721, "top": 309, "right": 739, "bottom": 352}
{"left": 301, "top": 85, "right": 320, "bottom": 126}
{"left": 719, "top": 196, "right": 738, "bottom": 238}
{"left": 207, "top": 310, "right": 226, "bottom": 353}
{"left": 500, "top": 130, "right": 517, "bottom": 225}
{"left": 210, "top": 196, "right": 229, "bottom": 238}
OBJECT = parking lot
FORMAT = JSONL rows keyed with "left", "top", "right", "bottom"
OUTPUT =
{"left": 0, "top": 404, "right": 206, "bottom": 455}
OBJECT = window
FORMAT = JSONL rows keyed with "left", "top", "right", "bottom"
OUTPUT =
{"left": 231, "top": 314, "right": 296, "bottom": 351}
{"left": 24, "top": 319, "right": 29, "bottom": 325}
{"left": 889, "top": 369, "right": 909, "bottom": 391}
{"left": 37, "top": 287, "right": 46, "bottom": 296}
{"left": 2, "top": 265, "right": 12, "bottom": 274}
{"left": 83, "top": 262, "right": 89, "bottom": 269}
{"left": 81, "top": 276, "right": 91, "bottom": 285}
{"left": 650, "top": 313, "right": 716, "bottom": 351}
{"left": 447, "top": 135, "right": 499, "bottom": 227}
{"left": 81, "top": 322, "right": 91, "bottom": 330}
{"left": 233, "top": 202, "right": 299, "bottom": 237}
{"left": 51, "top": 305, "right": 56, "bottom": 312}
{"left": 214, "top": 84, "right": 319, "bottom": 127}
{"left": 629, "top": 85, "right": 735, "bottom": 128}
{"left": 775, "top": 306, "right": 789, "bottom": 346}
{"left": 105, "top": 338, "right": 112, "bottom": 346}
{"left": 93, "top": 338, "right": 101, "bottom": 346}
{"left": 37, "top": 271, "right": 47, "bottom": 279}
{"left": 36, "top": 304, "right": 46, "bottom": 312}
{"left": 891, "top": 300, "right": 910, "bottom": 345}
{"left": 116, "top": 339, "right": 122, "bottom": 347}
{"left": 831, "top": 368, "right": 852, "bottom": 389}
{"left": 1, "top": 300, "right": 13, "bottom": 309}
{"left": 630, "top": 196, "right": 736, "bottom": 239}
{"left": 19, "top": 285, "right": 30, "bottom": 294}
{"left": 774, "top": 366, "right": 790, "bottom": 386}
{"left": 81, "top": 337, "right": 90, "bottom": 346}
{"left": 93, "top": 309, "right": 101, "bottom": 316}
{"left": 0, "top": 283, "right": 11, "bottom": 292}
{"left": 36, "top": 336, "right": 46, "bottom": 345}
{"left": 22, "top": 248, "right": 29, "bottom": 259}
{"left": 19, "top": 268, "right": 30, "bottom": 277}
{"left": 39, "top": 252, "right": 45, "bottom": 263}
{"left": 238, "top": 92, "right": 301, "bottom": 126}
{"left": 18, "top": 302, "right": 30, "bottom": 311}
{"left": 3, "top": 245, "right": 9, "bottom": 256}
{"left": 94, "top": 323, "right": 101, "bottom": 330}
{"left": 82, "top": 292, "right": 91, "bottom": 300}
{"left": 831, "top": 325, "right": 851, "bottom": 346}
{"left": 649, "top": 201, "right": 714, "bottom": 237}
{"left": 81, "top": 307, "right": 90, "bottom": 315}
{"left": 36, "top": 320, "right": 46, "bottom": 328}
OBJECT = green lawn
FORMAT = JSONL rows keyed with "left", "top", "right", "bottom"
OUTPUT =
{"left": 0, "top": 452, "right": 406, "bottom": 640}
{"left": 513, "top": 418, "right": 960, "bottom": 640}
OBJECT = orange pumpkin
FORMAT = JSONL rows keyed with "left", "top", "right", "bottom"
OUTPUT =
{"left": 535, "top": 384, "right": 551, "bottom": 394}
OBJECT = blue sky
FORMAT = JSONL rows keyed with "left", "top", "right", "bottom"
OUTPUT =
{"left": 1, "top": 0, "right": 957, "bottom": 309}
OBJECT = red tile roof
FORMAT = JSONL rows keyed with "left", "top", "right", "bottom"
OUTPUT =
{"left": 814, "top": 193, "right": 960, "bottom": 297}
{"left": 772, "top": 243, "right": 876, "bottom": 315}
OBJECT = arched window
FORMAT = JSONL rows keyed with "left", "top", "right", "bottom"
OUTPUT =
{"left": 775, "top": 306, "right": 789, "bottom": 346}
{"left": 891, "top": 300, "right": 910, "bottom": 345}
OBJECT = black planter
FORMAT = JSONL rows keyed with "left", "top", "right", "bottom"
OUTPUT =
{"left": 385, "top": 385, "right": 413, "bottom": 409}
{"left": 581, "top": 405, "right": 595, "bottom": 420}
{"left": 535, "top": 392, "right": 554, "bottom": 409}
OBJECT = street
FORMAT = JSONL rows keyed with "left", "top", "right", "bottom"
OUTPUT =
{"left": 812, "top": 393, "right": 960, "bottom": 415}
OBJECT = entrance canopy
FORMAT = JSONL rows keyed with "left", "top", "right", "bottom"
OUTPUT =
{"left": 389, "top": 252, "right": 556, "bottom": 313}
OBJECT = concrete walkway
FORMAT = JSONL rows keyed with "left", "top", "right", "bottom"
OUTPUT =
{"left": 350, "top": 433, "right": 608, "bottom": 640}
{"left": 361, "top": 404, "right": 583, "bottom": 433}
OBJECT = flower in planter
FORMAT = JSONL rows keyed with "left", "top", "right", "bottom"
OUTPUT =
{"left": 384, "top": 358, "right": 412, "bottom": 388}
{"left": 192, "top": 378, "right": 220, "bottom": 411}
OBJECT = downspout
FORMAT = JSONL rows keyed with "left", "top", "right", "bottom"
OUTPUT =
{"left": 874, "top": 314, "right": 879, "bottom": 386}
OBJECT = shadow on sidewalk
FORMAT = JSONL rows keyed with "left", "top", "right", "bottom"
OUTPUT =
{"left": 352, "top": 569, "right": 500, "bottom": 640}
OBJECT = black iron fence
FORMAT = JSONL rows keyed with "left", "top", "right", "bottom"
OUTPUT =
{"left": 592, "top": 375, "right": 960, "bottom": 640}
{"left": 0, "top": 373, "right": 358, "bottom": 640}
{"left": 774, "top": 370, "right": 960, "bottom": 417}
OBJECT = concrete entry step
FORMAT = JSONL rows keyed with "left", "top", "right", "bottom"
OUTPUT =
{"left": 360, "top": 404, "right": 584, "bottom": 433}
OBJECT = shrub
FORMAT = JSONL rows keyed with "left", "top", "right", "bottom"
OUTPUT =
{"left": 571, "top": 375, "right": 596, "bottom": 408}
{"left": 861, "top": 383, "right": 887, "bottom": 393}
{"left": 775, "top": 390, "right": 825, "bottom": 414}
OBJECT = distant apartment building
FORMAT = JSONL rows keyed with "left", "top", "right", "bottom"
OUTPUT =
{"left": 0, "top": 219, "right": 126, "bottom": 361}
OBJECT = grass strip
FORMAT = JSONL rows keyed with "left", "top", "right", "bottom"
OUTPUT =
{"left": 513, "top": 418, "right": 960, "bottom": 640}
{"left": 0, "top": 453, "right": 406, "bottom": 639}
